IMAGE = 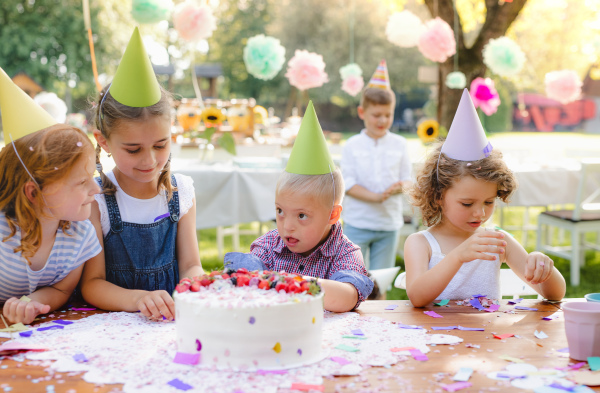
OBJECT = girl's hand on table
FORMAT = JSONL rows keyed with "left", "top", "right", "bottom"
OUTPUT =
{"left": 136, "top": 290, "right": 175, "bottom": 321}
{"left": 3, "top": 297, "right": 50, "bottom": 325}
{"left": 524, "top": 252, "right": 554, "bottom": 285}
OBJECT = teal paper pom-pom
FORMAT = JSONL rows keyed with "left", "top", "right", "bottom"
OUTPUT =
{"left": 339, "top": 63, "right": 363, "bottom": 80}
{"left": 243, "top": 34, "right": 286, "bottom": 81}
{"left": 482, "top": 36, "right": 525, "bottom": 77}
{"left": 445, "top": 71, "right": 466, "bottom": 89}
{"left": 131, "top": 0, "right": 173, "bottom": 24}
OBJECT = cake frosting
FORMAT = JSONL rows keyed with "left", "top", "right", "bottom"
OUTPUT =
{"left": 174, "top": 268, "right": 324, "bottom": 370}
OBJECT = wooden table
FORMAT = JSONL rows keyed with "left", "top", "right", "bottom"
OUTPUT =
{"left": 0, "top": 299, "right": 597, "bottom": 392}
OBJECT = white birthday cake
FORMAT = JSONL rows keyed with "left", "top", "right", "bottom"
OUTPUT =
{"left": 174, "top": 268, "right": 324, "bottom": 370}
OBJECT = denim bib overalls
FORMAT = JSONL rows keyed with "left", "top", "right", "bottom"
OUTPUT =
{"left": 97, "top": 176, "right": 180, "bottom": 294}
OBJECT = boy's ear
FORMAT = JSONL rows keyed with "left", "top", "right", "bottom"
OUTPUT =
{"left": 93, "top": 129, "right": 110, "bottom": 154}
{"left": 24, "top": 181, "right": 38, "bottom": 204}
{"left": 329, "top": 204, "right": 343, "bottom": 224}
{"left": 357, "top": 106, "right": 365, "bottom": 120}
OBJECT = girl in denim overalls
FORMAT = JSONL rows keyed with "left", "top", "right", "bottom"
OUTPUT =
{"left": 80, "top": 28, "right": 204, "bottom": 321}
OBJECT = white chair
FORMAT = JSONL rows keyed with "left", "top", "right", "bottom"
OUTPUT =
{"left": 536, "top": 159, "right": 600, "bottom": 286}
{"left": 369, "top": 266, "right": 401, "bottom": 293}
{"left": 394, "top": 269, "right": 541, "bottom": 299}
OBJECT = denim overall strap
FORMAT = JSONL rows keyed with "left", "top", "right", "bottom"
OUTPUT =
{"left": 95, "top": 177, "right": 123, "bottom": 233}
{"left": 168, "top": 175, "right": 180, "bottom": 223}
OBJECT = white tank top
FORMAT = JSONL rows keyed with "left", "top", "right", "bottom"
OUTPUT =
{"left": 421, "top": 230, "right": 501, "bottom": 300}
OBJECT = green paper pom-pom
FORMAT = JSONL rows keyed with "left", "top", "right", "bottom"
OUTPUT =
{"left": 483, "top": 36, "right": 525, "bottom": 77}
{"left": 339, "top": 63, "right": 363, "bottom": 80}
{"left": 131, "top": 0, "right": 173, "bottom": 24}
{"left": 243, "top": 34, "right": 286, "bottom": 81}
{"left": 445, "top": 71, "right": 466, "bottom": 89}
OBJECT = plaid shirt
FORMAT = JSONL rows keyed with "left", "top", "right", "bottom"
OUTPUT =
{"left": 250, "top": 222, "right": 372, "bottom": 305}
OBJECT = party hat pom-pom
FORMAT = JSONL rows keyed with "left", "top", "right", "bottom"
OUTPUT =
{"left": 131, "top": 0, "right": 173, "bottom": 24}
{"left": 339, "top": 63, "right": 363, "bottom": 80}
{"left": 445, "top": 71, "right": 466, "bottom": 89}
{"left": 469, "top": 77, "right": 501, "bottom": 116}
{"left": 173, "top": 1, "right": 217, "bottom": 42}
{"left": 545, "top": 70, "right": 582, "bottom": 104}
{"left": 34, "top": 92, "right": 67, "bottom": 123}
{"left": 386, "top": 11, "right": 425, "bottom": 48}
{"left": 243, "top": 34, "right": 286, "bottom": 80}
{"left": 482, "top": 36, "right": 525, "bottom": 77}
{"left": 417, "top": 17, "right": 456, "bottom": 63}
{"left": 341, "top": 75, "right": 364, "bottom": 97}
{"left": 285, "top": 50, "right": 329, "bottom": 91}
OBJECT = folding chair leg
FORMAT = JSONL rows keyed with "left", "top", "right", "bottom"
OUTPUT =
{"left": 216, "top": 226, "right": 225, "bottom": 259}
{"left": 570, "top": 230, "right": 581, "bottom": 286}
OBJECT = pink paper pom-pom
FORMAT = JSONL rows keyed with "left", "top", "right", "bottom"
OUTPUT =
{"left": 545, "top": 70, "right": 582, "bottom": 104}
{"left": 341, "top": 75, "right": 364, "bottom": 97}
{"left": 469, "top": 77, "right": 501, "bottom": 116}
{"left": 417, "top": 17, "right": 456, "bottom": 63}
{"left": 285, "top": 50, "right": 329, "bottom": 91}
{"left": 173, "top": 1, "right": 216, "bottom": 42}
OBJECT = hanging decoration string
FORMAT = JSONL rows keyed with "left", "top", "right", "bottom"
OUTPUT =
{"left": 453, "top": 0, "right": 458, "bottom": 72}
{"left": 82, "top": 0, "right": 102, "bottom": 92}
{"left": 191, "top": 52, "right": 205, "bottom": 110}
{"left": 349, "top": 0, "right": 355, "bottom": 64}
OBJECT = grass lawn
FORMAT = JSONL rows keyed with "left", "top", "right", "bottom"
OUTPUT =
{"left": 197, "top": 205, "right": 600, "bottom": 301}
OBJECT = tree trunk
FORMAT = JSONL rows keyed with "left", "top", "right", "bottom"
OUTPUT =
{"left": 423, "top": 0, "right": 529, "bottom": 129}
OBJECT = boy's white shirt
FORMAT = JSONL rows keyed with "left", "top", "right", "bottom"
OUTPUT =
{"left": 341, "top": 129, "right": 412, "bottom": 231}
{"left": 94, "top": 171, "right": 195, "bottom": 237}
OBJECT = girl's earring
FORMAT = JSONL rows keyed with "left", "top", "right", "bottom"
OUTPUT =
{"left": 107, "top": 153, "right": 112, "bottom": 157}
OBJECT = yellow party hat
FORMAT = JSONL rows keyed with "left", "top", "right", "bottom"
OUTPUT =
{"left": 109, "top": 27, "right": 161, "bottom": 107}
{"left": 367, "top": 59, "right": 391, "bottom": 90}
{"left": 0, "top": 67, "right": 57, "bottom": 142}
{"left": 285, "top": 101, "right": 335, "bottom": 175}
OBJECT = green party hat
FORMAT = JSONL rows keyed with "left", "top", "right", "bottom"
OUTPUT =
{"left": 109, "top": 27, "right": 161, "bottom": 107}
{"left": 0, "top": 67, "right": 56, "bottom": 142}
{"left": 285, "top": 101, "right": 335, "bottom": 175}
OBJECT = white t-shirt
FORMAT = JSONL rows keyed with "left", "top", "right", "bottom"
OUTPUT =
{"left": 341, "top": 130, "right": 412, "bottom": 231}
{"left": 95, "top": 172, "right": 195, "bottom": 237}
{"left": 0, "top": 213, "right": 101, "bottom": 302}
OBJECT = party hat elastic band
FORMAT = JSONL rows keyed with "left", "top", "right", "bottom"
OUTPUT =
{"left": 108, "top": 27, "right": 161, "bottom": 108}
{"left": 367, "top": 59, "right": 391, "bottom": 90}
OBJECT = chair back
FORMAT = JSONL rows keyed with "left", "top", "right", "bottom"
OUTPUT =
{"left": 369, "top": 267, "right": 401, "bottom": 292}
{"left": 573, "top": 159, "right": 600, "bottom": 221}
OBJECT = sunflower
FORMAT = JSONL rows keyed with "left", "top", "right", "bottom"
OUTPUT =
{"left": 201, "top": 107, "right": 227, "bottom": 125}
{"left": 417, "top": 119, "right": 439, "bottom": 144}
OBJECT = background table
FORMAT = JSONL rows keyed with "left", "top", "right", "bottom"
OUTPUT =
{"left": 1, "top": 299, "right": 597, "bottom": 392}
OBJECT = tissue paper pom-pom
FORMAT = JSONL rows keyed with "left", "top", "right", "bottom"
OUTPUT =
{"left": 131, "top": 0, "right": 173, "bottom": 24}
{"left": 469, "top": 77, "right": 501, "bottom": 116}
{"left": 545, "top": 70, "right": 582, "bottom": 104}
{"left": 445, "top": 71, "right": 466, "bottom": 89}
{"left": 34, "top": 92, "right": 67, "bottom": 123}
{"left": 285, "top": 50, "right": 329, "bottom": 91}
{"left": 173, "top": 1, "right": 216, "bottom": 42}
{"left": 386, "top": 11, "right": 425, "bottom": 48}
{"left": 243, "top": 34, "right": 286, "bottom": 80}
{"left": 339, "top": 63, "right": 363, "bottom": 80}
{"left": 341, "top": 75, "right": 364, "bottom": 97}
{"left": 417, "top": 17, "right": 456, "bottom": 63}
{"left": 482, "top": 36, "right": 525, "bottom": 77}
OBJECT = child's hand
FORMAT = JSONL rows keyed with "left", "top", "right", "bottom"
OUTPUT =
{"left": 2, "top": 297, "right": 51, "bottom": 325}
{"left": 453, "top": 230, "right": 506, "bottom": 264}
{"left": 524, "top": 252, "right": 554, "bottom": 285}
{"left": 136, "top": 290, "right": 175, "bottom": 321}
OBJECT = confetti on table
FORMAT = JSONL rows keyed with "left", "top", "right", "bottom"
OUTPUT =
{"left": 470, "top": 298, "right": 485, "bottom": 311}
{"left": 542, "top": 314, "right": 560, "bottom": 321}
{"left": 508, "top": 298, "right": 523, "bottom": 304}
{"left": 335, "top": 344, "right": 360, "bottom": 352}
{"left": 568, "top": 362, "right": 587, "bottom": 370}
{"left": 351, "top": 328, "right": 364, "bottom": 336}
{"left": 290, "top": 383, "right": 324, "bottom": 392}
{"left": 556, "top": 347, "right": 569, "bottom": 353}
{"left": 256, "top": 369, "right": 288, "bottom": 375}
{"left": 385, "top": 305, "right": 398, "bottom": 310}
{"left": 37, "top": 325, "right": 64, "bottom": 332}
{"left": 589, "top": 357, "right": 600, "bottom": 371}
{"left": 514, "top": 306, "right": 538, "bottom": 311}
{"left": 19, "top": 331, "right": 33, "bottom": 338}
{"left": 330, "top": 356, "right": 352, "bottom": 365}
{"left": 19, "top": 295, "right": 31, "bottom": 302}
{"left": 434, "top": 299, "right": 450, "bottom": 306}
{"left": 153, "top": 213, "right": 170, "bottom": 222}
{"left": 342, "top": 335, "right": 367, "bottom": 340}
{"left": 534, "top": 330, "right": 548, "bottom": 339}
{"left": 0, "top": 342, "right": 49, "bottom": 354}
{"left": 0, "top": 322, "right": 28, "bottom": 333}
{"left": 499, "top": 355, "right": 524, "bottom": 363}
{"left": 472, "top": 294, "right": 487, "bottom": 298}
{"left": 173, "top": 352, "right": 200, "bottom": 365}
{"left": 409, "top": 348, "right": 428, "bottom": 361}
{"left": 494, "top": 333, "right": 515, "bottom": 340}
{"left": 52, "top": 320, "right": 74, "bottom": 325}
{"left": 390, "top": 347, "right": 416, "bottom": 352}
{"left": 432, "top": 326, "right": 458, "bottom": 330}
{"left": 398, "top": 323, "right": 423, "bottom": 329}
{"left": 485, "top": 304, "right": 500, "bottom": 312}
{"left": 453, "top": 367, "right": 473, "bottom": 382}
{"left": 442, "top": 381, "right": 472, "bottom": 391}
{"left": 458, "top": 326, "right": 485, "bottom": 331}
{"left": 424, "top": 311, "right": 443, "bottom": 318}
{"left": 71, "top": 307, "right": 96, "bottom": 311}
{"left": 167, "top": 378, "right": 193, "bottom": 391}
{"left": 73, "top": 353, "right": 88, "bottom": 363}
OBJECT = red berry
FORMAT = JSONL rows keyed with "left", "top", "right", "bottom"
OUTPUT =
{"left": 180, "top": 277, "right": 192, "bottom": 284}
{"left": 258, "top": 280, "right": 270, "bottom": 290}
{"left": 275, "top": 282, "right": 287, "bottom": 292}
{"left": 301, "top": 282, "right": 310, "bottom": 292}
{"left": 237, "top": 268, "right": 249, "bottom": 274}
{"left": 175, "top": 284, "right": 190, "bottom": 293}
{"left": 199, "top": 278, "right": 211, "bottom": 287}
{"left": 190, "top": 282, "right": 201, "bottom": 292}
{"left": 221, "top": 273, "right": 230, "bottom": 279}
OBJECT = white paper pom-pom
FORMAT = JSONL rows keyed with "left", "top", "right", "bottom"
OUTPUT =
{"left": 386, "top": 11, "right": 425, "bottom": 48}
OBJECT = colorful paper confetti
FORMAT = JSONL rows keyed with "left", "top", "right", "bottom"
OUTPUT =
{"left": 534, "top": 330, "right": 548, "bottom": 339}
{"left": 424, "top": 311, "right": 443, "bottom": 318}
{"left": 167, "top": 378, "right": 193, "bottom": 391}
{"left": 330, "top": 356, "right": 352, "bottom": 365}
{"left": 494, "top": 333, "right": 515, "bottom": 340}
{"left": 434, "top": 299, "right": 450, "bottom": 306}
{"left": 385, "top": 305, "right": 398, "bottom": 310}
{"left": 409, "top": 348, "right": 428, "bottom": 361}
{"left": 453, "top": 367, "right": 473, "bottom": 381}
{"left": 589, "top": 357, "right": 600, "bottom": 371}
{"left": 335, "top": 344, "right": 360, "bottom": 352}
{"left": 173, "top": 352, "right": 200, "bottom": 365}
{"left": 442, "top": 381, "right": 472, "bottom": 391}
{"left": 290, "top": 383, "right": 324, "bottom": 392}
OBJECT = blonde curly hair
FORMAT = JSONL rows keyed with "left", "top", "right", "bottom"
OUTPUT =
{"left": 409, "top": 142, "right": 517, "bottom": 227}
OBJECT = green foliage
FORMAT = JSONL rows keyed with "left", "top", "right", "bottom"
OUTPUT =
{"left": 481, "top": 79, "right": 513, "bottom": 133}
{"left": 218, "top": 132, "right": 236, "bottom": 156}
